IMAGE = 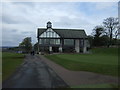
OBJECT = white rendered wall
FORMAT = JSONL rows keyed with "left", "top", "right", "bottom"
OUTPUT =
{"left": 83, "top": 40, "right": 87, "bottom": 53}
{"left": 49, "top": 46, "right": 52, "bottom": 52}
{"left": 59, "top": 46, "right": 62, "bottom": 52}
{"left": 75, "top": 39, "right": 80, "bottom": 53}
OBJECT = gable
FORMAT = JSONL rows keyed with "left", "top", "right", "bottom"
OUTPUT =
{"left": 39, "top": 28, "right": 60, "bottom": 38}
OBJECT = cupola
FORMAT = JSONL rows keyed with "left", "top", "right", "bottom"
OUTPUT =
{"left": 46, "top": 21, "right": 52, "bottom": 28}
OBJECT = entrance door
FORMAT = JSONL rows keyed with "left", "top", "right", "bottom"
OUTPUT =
{"left": 52, "top": 47, "right": 59, "bottom": 52}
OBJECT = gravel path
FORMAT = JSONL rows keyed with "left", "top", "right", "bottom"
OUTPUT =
{"left": 2, "top": 55, "right": 69, "bottom": 88}
{"left": 38, "top": 55, "right": 119, "bottom": 87}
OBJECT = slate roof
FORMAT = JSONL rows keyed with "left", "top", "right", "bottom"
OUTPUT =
{"left": 38, "top": 28, "right": 88, "bottom": 39}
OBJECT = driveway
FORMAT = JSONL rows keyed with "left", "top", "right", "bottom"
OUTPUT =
{"left": 2, "top": 55, "right": 69, "bottom": 88}
{"left": 39, "top": 55, "right": 119, "bottom": 87}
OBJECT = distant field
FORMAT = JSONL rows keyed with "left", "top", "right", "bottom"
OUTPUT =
{"left": 2, "top": 52, "right": 24, "bottom": 81}
{"left": 45, "top": 48, "right": 119, "bottom": 76}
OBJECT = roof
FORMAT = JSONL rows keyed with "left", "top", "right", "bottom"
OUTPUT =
{"left": 38, "top": 28, "right": 88, "bottom": 38}
{"left": 47, "top": 21, "right": 52, "bottom": 24}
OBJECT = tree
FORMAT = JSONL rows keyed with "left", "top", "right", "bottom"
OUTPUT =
{"left": 114, "top": 25, "right": 120, "bottom": 39}
{"left": 87, "top": 35, "right": 94, "bottom": 48}
{"left": 19, "top": 37, "right": 32, "bottom": 53}
{"left": 100, "top": 35, "right": 109, "bottom": 46}
{"left": 34, "top": 42, "right": 39, "bottom": 52}
{"left": 103, "top": 17, "right": 119, "bottom": 46}
{"left": 92, "top": 26, "right": 105, "bottom": 37}
{"left": 92, "top": 26, "right": 105, "bottom": 46}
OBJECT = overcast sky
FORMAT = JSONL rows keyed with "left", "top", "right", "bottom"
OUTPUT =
{"left": 1, "top": 2, "right": 118, "bottom": 46}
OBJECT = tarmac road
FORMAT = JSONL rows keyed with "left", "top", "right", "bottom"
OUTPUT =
{"left": 2, "top": 55, "right": 69, "bottom": 88}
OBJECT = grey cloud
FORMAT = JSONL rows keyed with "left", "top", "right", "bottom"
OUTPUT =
{"left": 21, "top": 31, "right": 30, "bottom": 34}
{"left": 2, "top": 40, "right": 14, "bottom": 46}
{"left": 11, "top": 29, "right": 18, "bottom": 32}
{"left": 2, "top": 14, "right": 33, "bottom": 24}
{"left": 2, "top": 15, "right": 18, "bottom": 24}
{"left": 54, "top": 16, "right": 92, "bottom": 29}
{"left": 2, "top": 27, "right": 18, "bottom": 33}
{"left": 2, "top": 32, "right": 30, "bottom": 46}
{"left": 2, "top": 27, "right": 27, "bottom": 46}
{"left": 21, "top": 31, "right": 34, "bottom": 34}
{"left": 12, "top": 2, "right": 35, "bottom": 7}
{"left": 1, "top": 2, "right": 117, "bottom": 46}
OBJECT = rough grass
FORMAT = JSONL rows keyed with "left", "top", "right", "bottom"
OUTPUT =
{"left": 2, "top": 52, "right": 24, "bottom": 81}
{"left": 45, "top": 48, "right": 119, "bottom": 76}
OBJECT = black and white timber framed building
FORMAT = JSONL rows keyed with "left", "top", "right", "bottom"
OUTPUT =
{"left": 37, "top": 21, "right": 89, "bottom": 53}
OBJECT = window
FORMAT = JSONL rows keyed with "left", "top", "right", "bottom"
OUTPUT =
{"left": 50, "top": 39, "right": 55, "bottom": 44}
{"left": 50, "top": 39, "right": 60, "bottom": 45}
{"left": 64, "top": 39, "right": 74, "bottom": 45}
{"left": 39, "top": 39, "right": 44, "bottom": 44}
{"left": 39, "top": 39, "right": 60, "bottom": 45}
{"left": 55, "top": 39, "right": 60, "bottom": 44}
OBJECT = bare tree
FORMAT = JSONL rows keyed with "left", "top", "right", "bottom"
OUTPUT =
{"left": 114, "top": 25, "right": 120, "bottom": 39}
{"left": 103, "top": 17, "right": 119, "bottom": 46}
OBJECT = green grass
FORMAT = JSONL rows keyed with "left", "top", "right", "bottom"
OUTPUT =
{"left": 2, "top": 52, "right": 24, "bottom": 81}
{"left": 45, "top": 48, "right": 119, "bottom": 76}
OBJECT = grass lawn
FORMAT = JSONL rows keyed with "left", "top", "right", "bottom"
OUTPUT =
{"left": 2, "top": 52, "right": 24, "bottom": 81}
{"left": 45, "top": 48, "right": 119, "bottom": 76}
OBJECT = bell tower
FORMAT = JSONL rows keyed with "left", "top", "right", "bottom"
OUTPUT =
{"left": 46, "top": 21, "right": 52, "bottom": 29}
